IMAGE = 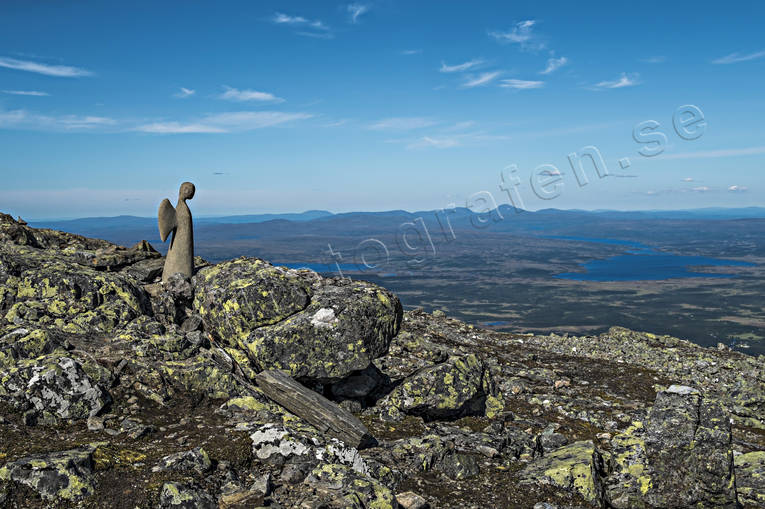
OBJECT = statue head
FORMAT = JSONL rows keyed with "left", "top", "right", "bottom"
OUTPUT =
{"left": 179, "top": 182, "right": 195, "bottom": 201}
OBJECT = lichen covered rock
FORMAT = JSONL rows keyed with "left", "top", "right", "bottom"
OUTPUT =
{"left": 194, "top": 257, "right": 402, "bottom": 383}
{"left": 381, "top": 354, "right": 499, "bottom": 421}
{"left": 0, "top": 444, "right": 98, "bottom": 501}
{"left": 0, "top": 354, "right": 111, "bottom": 422}
{"left": 304, "top": 462, "right": 399, "bottom": 509}
{"left": 159, "top": 481, "right": 216, "bottom": 509}
{"left": 604, "top": 385, "right": 737, "bottom": 508}
{"left": 193, "top": 257, "right": 313, "bottom": 339}
{"left": 735, "top": 450, "right": 765, "bottom": 507}
{"left": 521, "top": 440, "right": 604, "bottom": 505}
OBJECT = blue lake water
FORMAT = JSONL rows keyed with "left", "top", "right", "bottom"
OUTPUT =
{"left": 546, "top": 236, "right": 755, "bottom": 281}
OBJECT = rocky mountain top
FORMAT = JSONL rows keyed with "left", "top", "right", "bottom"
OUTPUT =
{"left": 0, "top": 212, "right": 762, "bottom": 508}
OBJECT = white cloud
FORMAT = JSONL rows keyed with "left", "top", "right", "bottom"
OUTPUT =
{"left": 401, "top": 49, "right": 422, "bottom": 55}
{"left": 662, "top": 146, "right": 765, "bottom": 160}
{"left": 728, "top": 185, "right": 748, "bottom": 192}
{"left": 272, "top": 13, "right": 308, "bottom": 24}
{"left": 541, "top": 56, "right": 567, "bottom": 74}
{"left": 499, "top": 78, "right": 544, "bottom": 89}
{"left": 173, "top": 87, "right": 195, "bottom": 99}
{"left": 2, "top": 90, "right": 49, "bottom": 96}
{"left": 367, "top": 117, "right": 437, "bottom": 130}
{"left": 692, "top": 186, "right": 711, "bottom": 192}
{"left": 404, "top": 130, "right": 510, "bottom": 150}
{"left": 219, "top": 86, "right": 285, "bottom": 103}
{"left": 347, "top": 3, "right": 369, "bottom": 24}
{"left": 135, "top": 111, "right": 313, "bottom": 134}
{"left": 134, "top": 122, "right": 226, "bottom": 134}
{"left": 408, "top": 136, "right": 461, "bottom": 149}
{"left": 592, "top": 72, "right": 640, "bottom": 89}
{"left": 462, "top": 71, "right": 501, "bottom": 88}
{"left": 0, "top": 56, "right": 92, "bottom": 77}
{"left": 712, "top": 50, "right": 765, "bottom": 64}
{"left": 271, "top": 12, "right": 331, "bottom": 37}
{"left": 489, "top": 20, "right": 542, "bottom": 50}
{"left": 0, "top": 109, "right": 114, "bottom": 130}
{"left": 440, "top": 59, "right": 484, "bottom": 73}
{"left": 682, "top": 177, "right": 694, "bottom": 182}
{"left": 444, "top": 121, "right": 477, "bottom": 131}
{"left": 640, "top": 56, "right": 666, "bottom": 64}
{"left": 323, "top": 119, "right": 350, "bottom": 127}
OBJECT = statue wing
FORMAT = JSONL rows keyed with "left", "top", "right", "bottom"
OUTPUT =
{"left": 158, "top": 199, "right": 177, "bottom": 242}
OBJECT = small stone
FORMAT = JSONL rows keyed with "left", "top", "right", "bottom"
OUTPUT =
{"left": 251, "top": 472, "right": 273, "bottom": 496}
{"left": 397, "top": 491, "right": 429, "bottom": 509}
{"left": 665, "top": 384, "right": 699, "bottom": 395}
{"left": 180, "top": 314, "right": 203, "bottom": 332}
{"left": 280, "top": 463, "right": 308, "bottom": 484}
{"left": 553, "top": 379, "right": 570, "bottom": 389}
{"left": 476, "top": 445, "right": 499, "bottom": 458}
{"left": 87, "top": 416, "right": 104, "bottom": 431}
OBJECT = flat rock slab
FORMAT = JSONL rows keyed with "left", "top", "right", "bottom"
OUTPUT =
{"left": 255, "top": 369, "right": 375, "bottom": 449}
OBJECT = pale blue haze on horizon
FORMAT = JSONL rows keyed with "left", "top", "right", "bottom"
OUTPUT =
{"left": 0, "top": 0, "right": 763, "bottom": 220}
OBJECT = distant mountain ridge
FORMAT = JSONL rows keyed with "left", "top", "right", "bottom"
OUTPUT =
{"left": 31, "top": 206, "right": 765, "bottom": 231}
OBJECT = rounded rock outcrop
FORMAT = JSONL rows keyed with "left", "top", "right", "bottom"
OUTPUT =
{"left": 193, "top": 257, "right": 402, "bottom": 383}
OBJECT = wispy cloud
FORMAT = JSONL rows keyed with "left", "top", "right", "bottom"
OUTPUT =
{"left": 499, "top": 78, "right": 544, "bottom": 89}
{"left": 173, "top": 87, "right": 195, "bottom": 99}
{"left": 592, "top": 72, "right": 640, "bottom": 89}
{"left": 489, "top": 20, "right": 542, "bottom": 50}
{"left": 135, "top": 122, "right": 226, "bottom": 134}
{"left": 401, "top": 49, "right": 422, "bottom": 55}
{"left": 0, "top": 109, "right": 114, "bottom": 131}
{"left": 408, "top": 136, "right": 461, "bottom": 149}
{"left": 272, "top": 13, "right": 309, "bottom": 25}
{"left": 541, "top": 56, "right": 567, "bottom": 74}
{"left": 323, "top": 118, "right": 350, "bottom": 127}
{"left": 0, "top": 56, "right": 92, "bottom": 77}
{"left": 643, "top": 186, "right": 717, "bottom": 196}
{"left": 271, "top": 12, "right": 332, "bottom": 37}
{"left": 712, "top": 50, "right": 765, "bottom": 64}
{"left": 367, "top": 117, "right": 437, "bottom": 130}
{"left": 219, "top": 86, "right": 285, "bottom": 103}
{"left": 444, "top": 121, "right": 477, "bottom": 131}
{"left": 728, "top": 185, "right": 749, "bottom": 192}
{"left": 405, "top": 131, "right": 510, "bottom": 150}
{"left": 440, "top": 59, "right": 484, "bottom": 73}
{"left": 347, "top": 3, "right": 369, "bottom": 24}
{"left": 135, "top": 111, "right": 313, "bottom": 134}
{"left": 462, "top": 71, "right": 501, "bottom": 88}
{"left": 640, "top": 56, "right": 666, "bottom": 64}
{"left": 2, "top": 90, "right": 49, "bottom": 97}
{"left": 662, "top": 146, "right": 765, "bottom": 160}
{"left": 682, "top": 177, "right": 695, "bottom": 182}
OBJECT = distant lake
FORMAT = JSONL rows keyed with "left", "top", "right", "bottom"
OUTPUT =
{"left": 546, "top": 236, "right": 756, "bottom": 281}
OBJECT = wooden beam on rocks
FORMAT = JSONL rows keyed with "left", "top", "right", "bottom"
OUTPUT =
{"left": 255, "top": 369, "right": 376, "bottom": 449}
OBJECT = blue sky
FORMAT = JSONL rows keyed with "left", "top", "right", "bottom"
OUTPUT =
{"left": 1, "top": 0, "right": 764, "bottom": 219}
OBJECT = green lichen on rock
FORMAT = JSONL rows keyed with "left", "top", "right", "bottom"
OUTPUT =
{"left": 735, "top": 450, "right": 765, "bottom": 507}
{"left": 305, "top": 463, "right": 399, "bottom": 509}
{"left": 194, "top": 257, "right": 402, "bottom": 384}
{"left": 521, "top": 440, "right": 604, "bottom": 505}
{"left": 193, "top": 257, "right": 313, "bottom": 341}
{"left": 381, "top": 353, "right": 499, "bottom": 421}
{"left": 0, "top": 444, "right": 99, "bottom": 501}
{"left": 0, "top": 354, "right": 110, "bottom": 422}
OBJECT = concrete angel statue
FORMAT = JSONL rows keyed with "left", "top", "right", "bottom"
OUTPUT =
{"left": 158, "top": 182, "right": 195, "bottom": 282}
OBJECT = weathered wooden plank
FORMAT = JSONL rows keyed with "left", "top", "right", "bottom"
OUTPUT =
{"left": 255, "top": 369, "right": 376, "bottom": 449}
